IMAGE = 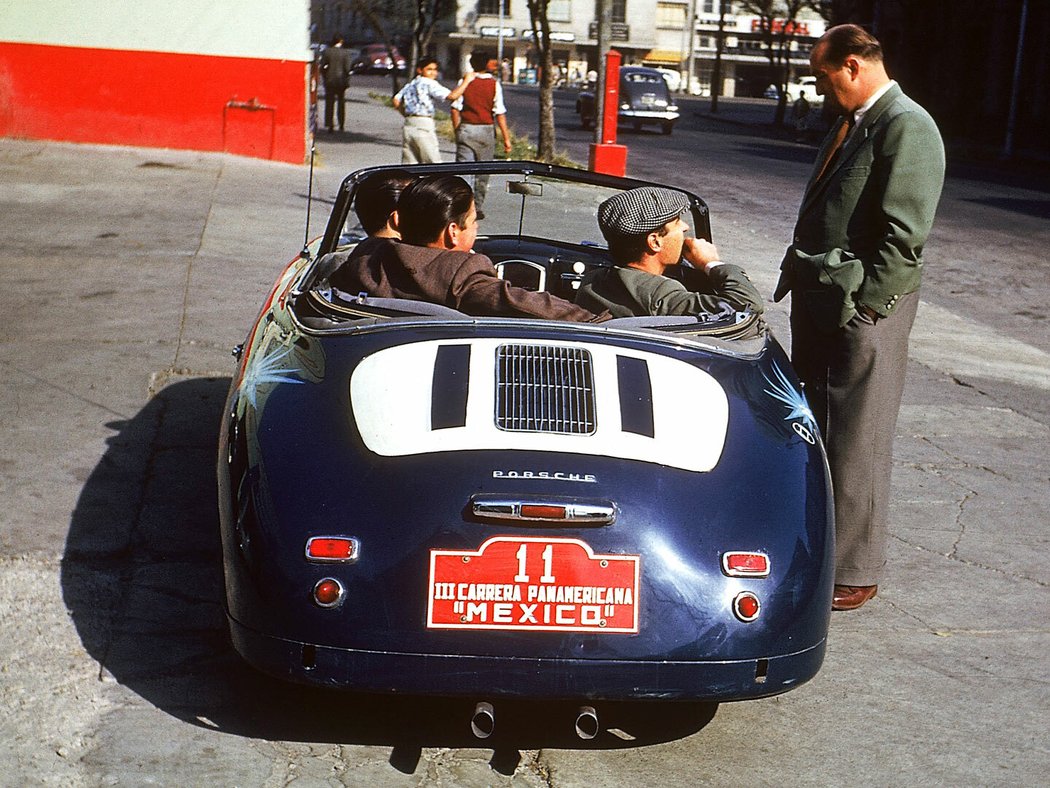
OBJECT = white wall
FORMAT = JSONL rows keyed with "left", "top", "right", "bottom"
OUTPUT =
{"left": 0, "top": 0, "right": 311, "bottom": 61}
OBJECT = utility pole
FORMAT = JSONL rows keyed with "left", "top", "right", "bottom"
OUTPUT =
{"left": 684, "top": 0, "right": 697, "bottom": 95}
{"left": 498, "top": 0, "right": 505, "bottom": 69}
{"left": 711, "top": 0, "right": 726, "bottom": 113}
{"left": 594, "top": 0, "right": 611, "bottom": 144}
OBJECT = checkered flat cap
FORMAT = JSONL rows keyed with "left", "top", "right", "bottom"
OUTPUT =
{"left": 598, "top": 187, "right": 691, "bottom": 240}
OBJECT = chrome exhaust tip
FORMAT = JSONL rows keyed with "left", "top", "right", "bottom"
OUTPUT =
{"left": 470, "top": 701, "right": 495, "bottom": 739}
{"left": 574, "top": 705, "right": 599, "bottom": 740}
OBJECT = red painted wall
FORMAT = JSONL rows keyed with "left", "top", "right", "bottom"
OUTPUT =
{"left": 0, "top": 42, "right": 308, "bottom": 163}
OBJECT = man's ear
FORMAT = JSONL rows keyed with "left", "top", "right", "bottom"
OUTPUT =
{"left": 388, "top": 210, "right": 400, "bottom": 233}
{"left": 645, "top": 230, "right": 663, "bottom": 255}
{"left": 443, "top": 222, "right": 459, "bottom": 248}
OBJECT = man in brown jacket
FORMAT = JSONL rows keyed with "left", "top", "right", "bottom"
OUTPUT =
{"left": 329, "top": 174, "right": 608, "bottom": 322}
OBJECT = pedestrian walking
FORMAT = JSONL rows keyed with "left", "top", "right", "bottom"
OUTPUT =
{"left": 392, "top": 58, "right": 476, "bottom": 164}
{"left": 772, "top": 24, "right": 945, "bottom": 611}
{"left": 320, "top": 36, "right": 353, "bottom": 133}
{"left": 450, "top": 52, "right": 512, "bottom": 207}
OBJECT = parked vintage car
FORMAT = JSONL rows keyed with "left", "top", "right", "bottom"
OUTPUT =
{"left": 351, "top": 43, "right": 406, "bottom": 74}
{"left": 576, "top": 66, "right": 680, "bottom": 134}
{"left": 218, "top": 161, "right": 834, "bottom": 738}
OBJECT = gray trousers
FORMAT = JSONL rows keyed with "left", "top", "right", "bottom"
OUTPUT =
{"left": 789, "top": 290, "right": 919, "bottom": 587}
{"left": 455, "top": 123, "right": 495, "bottom": 207}
{"left": 402, "top": 116, "right": 441, "bottom": 164}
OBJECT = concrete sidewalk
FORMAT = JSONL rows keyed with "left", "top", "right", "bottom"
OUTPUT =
{"left": 1, "top": 85, "right": 1047, "bottom": 785}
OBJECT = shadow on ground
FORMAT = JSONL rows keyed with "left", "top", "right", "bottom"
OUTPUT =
{"left": 60, "top": 378, "right": 718, "bottom": 769}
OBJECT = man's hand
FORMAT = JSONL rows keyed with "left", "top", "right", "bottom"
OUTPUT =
{"left": 682, "top": 238, "right": 721, "bottom": 272}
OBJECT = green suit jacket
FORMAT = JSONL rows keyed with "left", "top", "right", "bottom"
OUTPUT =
{"left": 773, "top": 84, "right": 945, "bottom": 330}
{"left": 576, "top": 263, "right": 764, "bottom": 319}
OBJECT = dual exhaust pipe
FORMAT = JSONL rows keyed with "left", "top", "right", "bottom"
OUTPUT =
{"left": 470, "top": 702, "right": 599, "bottom": 740}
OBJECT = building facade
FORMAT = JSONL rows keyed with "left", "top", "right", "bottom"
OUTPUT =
{"left": 399, "top": 1, "right": 824, "bottom": 96}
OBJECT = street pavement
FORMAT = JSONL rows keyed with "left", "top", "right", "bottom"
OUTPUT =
{"left": 1, "top": 84, "right": 1048, "bottom": 785}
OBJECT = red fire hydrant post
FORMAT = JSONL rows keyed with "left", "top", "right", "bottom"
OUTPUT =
{"left": 588, "top": 49, "right": 627, "bottom": 176}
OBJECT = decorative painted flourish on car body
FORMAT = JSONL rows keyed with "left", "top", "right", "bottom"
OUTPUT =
{"left": 238, "top": 343, "right": 305, "bottom": 410}
{"left": 763, "top": 361, "right": 817, "bottom": 439}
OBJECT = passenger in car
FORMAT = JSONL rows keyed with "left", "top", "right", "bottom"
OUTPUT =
{"left": 329, "top": 174, "right": 610, "bottom": 322}
{"left": 318, "top": 170, "right": 416, "bottom": 284}
{"left": 575, "top": 187, "right": 765, "bottom": 319}
{"left": 353, "top": 169, "right": 416, "bottom": 239}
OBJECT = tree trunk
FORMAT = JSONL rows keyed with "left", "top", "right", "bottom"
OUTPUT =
{"left": 528, "top": 0, "right": 558, "bottom": 162}
{"left": 538, "top": 47, "right": 556, "bottom": 160}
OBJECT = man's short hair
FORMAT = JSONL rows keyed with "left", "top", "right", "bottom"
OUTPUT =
{"left": 819, "top": 24, "right": 883, "bottom": 65}
{"left": 397, "top": 175, "right": 474, "bottom": 245}
{"left": 469, "top": 51, "right": 493, "bottom": 72}
{"left": 353, "top": 170, "right": 415, "bottom": 234}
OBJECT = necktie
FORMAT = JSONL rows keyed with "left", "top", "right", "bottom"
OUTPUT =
{"left": 814, "top": 116, "right": 852, "bottom": 182}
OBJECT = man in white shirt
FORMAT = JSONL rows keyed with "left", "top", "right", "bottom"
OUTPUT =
{"left": 393, "top": 58, "right": 475, "bottom": 164}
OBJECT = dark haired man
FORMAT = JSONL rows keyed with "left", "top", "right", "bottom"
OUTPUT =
{"left": 318, "top": 171, "right": 415, "bottom": 284}
{"left": 772, "top": 24, "right": 945, "bottom": 611}
{"left": 451, "top": 51, "right": 512, "bottom": 207}
{"left": 575, "top": 187, "right": 764, "bottom": 318}
{"left": 331, "top": 175, "right": 608, "bottom": 322}
{"left": 320, "top": 36, "right": 353, "bottom": 133}
{"left": 353, "top": 170, "right": 415, "bottom": 237}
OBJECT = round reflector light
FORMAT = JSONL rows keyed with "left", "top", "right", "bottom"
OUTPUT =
{"left": 313, "top": 578, "right": 344, "bottom": 608}
{"left": 733, "top": 591, "right": 761, "bottom": 622}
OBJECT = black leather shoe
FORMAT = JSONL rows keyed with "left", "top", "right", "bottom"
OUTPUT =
{"left": 832, "top": 584, "right": 878, "bottom": 611}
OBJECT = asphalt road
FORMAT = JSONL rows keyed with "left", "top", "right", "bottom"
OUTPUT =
{"left": 1, "top": 82, "right": 1048, "bottom": 785}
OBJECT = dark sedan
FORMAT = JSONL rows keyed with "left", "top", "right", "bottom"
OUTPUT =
{"left": 576, "top": 66, "right": 680, "bottom": 134}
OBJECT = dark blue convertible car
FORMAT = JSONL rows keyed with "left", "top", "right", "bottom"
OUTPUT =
{"left": 218, "top": 161, "right": 833, "bottom": 738}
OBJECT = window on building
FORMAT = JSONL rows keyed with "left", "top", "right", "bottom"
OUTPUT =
{"left": 656, "top": 2, "right": 687, "bottom": 28}
{"left": 479, "top": 0, "right": 510, "bottom": 14}
{"left": 612, "top": 0, "right": 626, "bottom": 24}
{"left": 548, "top": 0, "right": 570, "bottom": 22}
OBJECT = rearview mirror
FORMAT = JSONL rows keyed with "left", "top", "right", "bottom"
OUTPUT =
{"left": 507, "top": 181, "right": 543, "bottom": 196}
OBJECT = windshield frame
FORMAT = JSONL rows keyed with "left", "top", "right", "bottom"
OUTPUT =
{"left": 317, "top": 161, "right": 711, "bottom": 258}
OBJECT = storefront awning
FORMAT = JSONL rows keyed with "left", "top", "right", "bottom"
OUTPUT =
{"left": 643, "top": 49, "right": 683, "bottom": 65}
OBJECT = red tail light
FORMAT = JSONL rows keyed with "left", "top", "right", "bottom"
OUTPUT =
{"left": 313, "top": 578, "right": 345, "bottom": 608}
{"left": 520, "top": 504, "right": 567, "bottom": 519}
{"left": 306, "top": 536, "right": 360, "bottom": 563}
{"left": 721, "top": 551, "right": 770, "bottom": 577}
{"left": 733, "top": 591, "right": 761, "bottom": 622}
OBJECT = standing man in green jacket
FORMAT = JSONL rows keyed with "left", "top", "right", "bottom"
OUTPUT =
{"left": 576, "top": 187, "right": 765, "bottom": 319}
{"left": 772, "top": 25, "right": 945, "bottom": 611}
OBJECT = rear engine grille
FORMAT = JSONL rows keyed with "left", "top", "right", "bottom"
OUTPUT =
{"left": 495, "top": 344, "right": 596, "bottom": 434}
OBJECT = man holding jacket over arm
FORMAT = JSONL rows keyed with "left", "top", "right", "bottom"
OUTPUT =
{"left": 772, "top": 24, "right": 945, "bottom": 611}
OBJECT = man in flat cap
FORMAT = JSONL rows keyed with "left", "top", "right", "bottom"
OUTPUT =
{"left": 575, "top": 187, "right": 764, "bottom": 318}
